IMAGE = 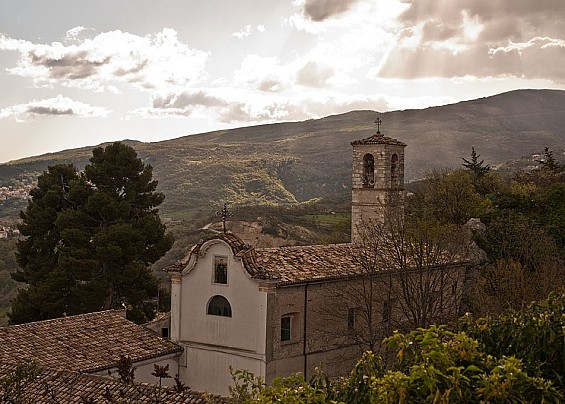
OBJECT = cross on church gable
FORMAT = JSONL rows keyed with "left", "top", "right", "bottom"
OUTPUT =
{"left": 216, "top": 202, "right": 233, "bottom": 233}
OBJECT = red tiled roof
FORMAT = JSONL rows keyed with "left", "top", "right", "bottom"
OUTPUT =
{"left": 168, "top": 233, "right": 469, "bottom": 286}
{"left": 255, "top": 242, "right": 471, "bottom": 286}
{"left": 166, "top": 234, "right": 363, "bottom": 284}
{"left": 0, "top": 363, "right": 220, "bottom": 403}
{"left": 351, "top": 133, "right": 406, "bottom": 146}
{"left": 256, "top": 243, "right": 363, "bottom": 285}
{"left": 167, "top": 234, "right": 377, "bottom": 285}
{"left": 0, "top": 310, "right": 182, "bottom": 372}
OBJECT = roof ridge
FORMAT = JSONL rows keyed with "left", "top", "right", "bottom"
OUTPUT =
{"left": 256, "top": 242, "right": 352, "bottom": 252}
{"left": 1, "top": 309, "right": 124, "bottom": 330}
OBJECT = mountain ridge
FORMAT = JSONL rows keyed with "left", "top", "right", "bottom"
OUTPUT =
{"left": 1, "top": 89, "right": 564, "bottom": 217}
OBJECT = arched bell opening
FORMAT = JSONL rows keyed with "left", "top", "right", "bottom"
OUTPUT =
{"left": 363, "top": 153, "right": 375, "bottom": 188}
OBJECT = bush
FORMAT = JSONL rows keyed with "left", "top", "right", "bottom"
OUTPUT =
{"left": 230, "top": 324, "right": 562, "bottom": 403}
{"left": 461, "top": 291, "right": 565, "bottom": 391}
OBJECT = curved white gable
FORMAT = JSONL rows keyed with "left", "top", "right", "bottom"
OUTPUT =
{"left": 176, "top": 237, "right": 268, "bottom": 395}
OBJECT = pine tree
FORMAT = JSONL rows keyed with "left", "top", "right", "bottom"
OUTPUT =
{"left": 9, "top": 143, "right": 173, "bottom": 324}
{"left": 462, "top": 147, "right": 490, "bottom": 178}
{"left": 536, "top": 147, "right": 564, "bottom": 173}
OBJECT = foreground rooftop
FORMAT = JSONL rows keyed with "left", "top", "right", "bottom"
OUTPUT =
{"left": 0, "top": 310, "right": 182, "bottom": 372}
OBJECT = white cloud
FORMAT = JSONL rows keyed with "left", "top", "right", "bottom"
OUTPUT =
{"left": 232, "top": 25, "right": 267, "bottom": 38}
{"left": 65, "top": 26, "right": 94, "bottom": 42}
{"left": 283, "top": 0, "right": 405, "bottom": 93}
{"left": 0, "top": 28, "right": 209, "bottom": 92}
{"left": 211, "top": 92, "right": 394, "bottom": 123}
{"left": 0, "top": 95, "right": 109, "bottom": 121}
{"left": 288, "top": 0, "right": 405, "bottom": 34}
{"left": 232, "top": 25, "right": 252, "bottom": 38}
{"left": 129, "top": 87, "right": 233, "bottom": 119}
{"left": 489, "top": 37, "right": 565, "bottom": 56}
{"left": 134, "top": 81, "right": 399, "bottom": 124}
{"left": 296, "top": 61, "right": 333, "bottom": 87}
{"left": 379, "top": 0, "right": 565, "bottom": 81}
{"left": 233, "top": 54, "right": 298, "bottom": 92}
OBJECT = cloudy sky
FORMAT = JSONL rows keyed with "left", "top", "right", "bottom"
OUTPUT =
{"left": 0, "top": 0, "right": 564, "bottom": 163}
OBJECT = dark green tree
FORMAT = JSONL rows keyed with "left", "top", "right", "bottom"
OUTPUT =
{"left": 462, "top": 147, "right": 491, "bottom": 178}
{"left": 536, "top": 147, "right": 563, "bottom": 173}
{"left": 9, "top": 143, "right": 173, "bottom": 324}
{"left": 464, "top": 151, "right": 565, "bottom": 317}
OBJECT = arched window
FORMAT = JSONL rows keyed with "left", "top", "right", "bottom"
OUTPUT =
{"left": 207, "top": 295, "right": 232, "bottom": 317}
{"left": 363, "top": 154, "right": 375, "bottom": 187}
{"left": 391, "top": 153, "right": 398, "bottom": 184}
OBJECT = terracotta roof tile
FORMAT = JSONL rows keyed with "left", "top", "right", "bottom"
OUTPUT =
{"left": 171, "top": 234, "right": 468, "bottom": 286}
{"left": 0, "top": 363, "right": 222, "bottom": 403}
{"left": 256, "top": 243, "right": 363, "bottom": 285}
{"left": 168, "top": 234, "right": 377, "bottom": 285}
{"left": 351, "top": 133, "right": 406, "bottom": 146}
{"left": 256, "top": 243, "right": 470, "bottom": 286}
{"left": 0, "top": 310, "right": 182, "bottom": 372}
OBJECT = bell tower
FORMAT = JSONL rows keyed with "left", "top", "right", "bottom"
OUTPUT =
{"left": 351, "top": 119, "right": 406, "bottom": 244}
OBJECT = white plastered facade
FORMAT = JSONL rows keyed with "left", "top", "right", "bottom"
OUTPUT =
{"left": 170, "top": 238, "right": 269, "bottom": 396}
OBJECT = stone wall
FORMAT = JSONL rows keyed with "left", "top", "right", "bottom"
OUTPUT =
{"left": 265, "top": 262, "right": 468, "bottom": 382}
{"left": 351, "top": 142, "right": 406, "bottom": 244}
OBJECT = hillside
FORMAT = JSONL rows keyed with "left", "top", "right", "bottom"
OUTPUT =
{"left": 0, "top": 88, "right": 564, "bottom": 325}
{"left": 0, "top": 89, "right": 564, "bottom": 218}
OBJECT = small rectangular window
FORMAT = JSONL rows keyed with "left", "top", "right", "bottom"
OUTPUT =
{"left": 281, "top": 316, "right": 291, "bottom": 342}
{"left": 213, "top": 256, "right": 228, "bottom": 284}
{"left": 161, "top": 327, "right": 169, "bottom": 339}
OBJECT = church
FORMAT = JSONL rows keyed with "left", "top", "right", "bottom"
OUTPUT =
{"left": 166, "top": 128, "right": 468, "bottom": 395}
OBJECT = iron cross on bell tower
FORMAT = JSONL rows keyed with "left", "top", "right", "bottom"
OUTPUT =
{"left": 374, "top": 117, "right": 382, "bottom": 134}
{"left": 215, "top": 203, "right": 233, "bottom": 233}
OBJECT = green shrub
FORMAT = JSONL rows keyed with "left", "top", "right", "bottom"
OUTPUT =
{"left": 230, "top": 324, "right": 562, "bottom": 403}
{"left": 461, "top": 291, "right": 565, "bottom": 390}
